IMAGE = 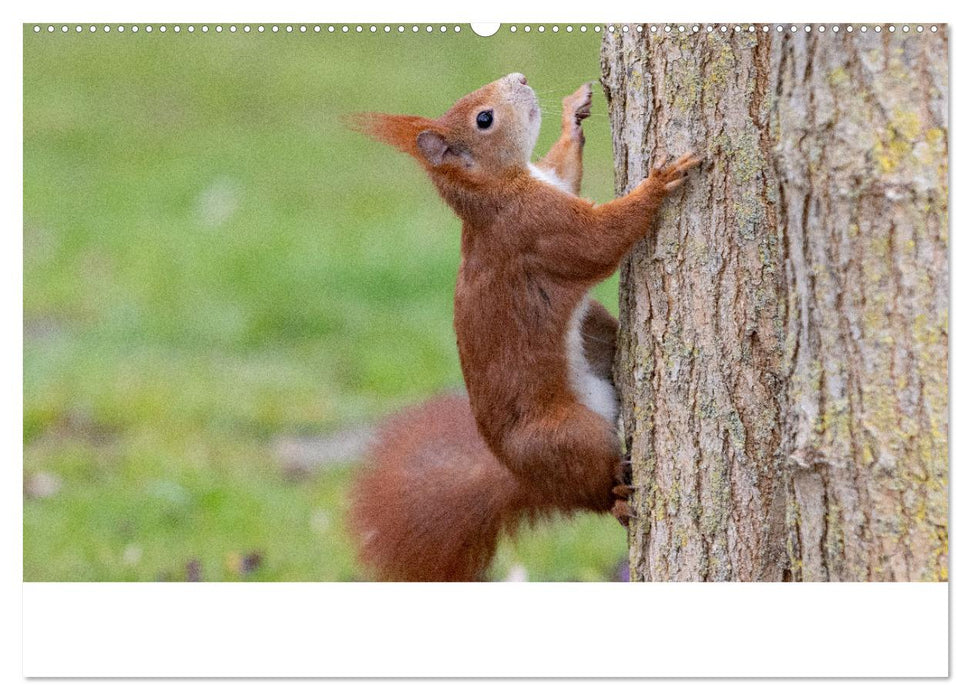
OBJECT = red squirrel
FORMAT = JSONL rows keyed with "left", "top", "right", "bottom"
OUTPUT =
{"left": 347, "top": 73, "right": 699, "bottom": 581}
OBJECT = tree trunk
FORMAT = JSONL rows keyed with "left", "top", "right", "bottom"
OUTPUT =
{"left": 601, "top": 25, "right": 948, "bottom": 581}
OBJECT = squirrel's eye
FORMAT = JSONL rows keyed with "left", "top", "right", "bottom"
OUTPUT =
{"left": 476, "top": 110, "right": 494, "bottom": 130}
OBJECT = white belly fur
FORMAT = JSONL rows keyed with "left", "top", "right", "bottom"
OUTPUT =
{"left": 566, "top": 297, "right": 619, "bottom": 426}
{"left": 528, "top": 163, "right": 571, "bottom": 194}
{"left": 528, "top": 164, "right": 618, "bottom": 425}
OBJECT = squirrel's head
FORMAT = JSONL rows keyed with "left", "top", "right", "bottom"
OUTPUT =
{"left": 352, "top": 73, "right": 541, "bottom": 184}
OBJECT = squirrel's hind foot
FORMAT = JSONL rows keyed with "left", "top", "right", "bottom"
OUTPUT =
{"left": 612, "top": 455, "right": 635, "bottom": 528}
{"left": 611, "top": 483, "right": 635, "bottom": 529}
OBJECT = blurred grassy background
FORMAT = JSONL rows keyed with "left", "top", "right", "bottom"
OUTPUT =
{"left": 23, "top": 24, "right": 627, "bottom": 581}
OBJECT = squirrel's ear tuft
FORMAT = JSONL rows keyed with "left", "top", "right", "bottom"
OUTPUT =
{"left": 346, "top": 112, "right": 432, "bottom": 158}
{"left": 348, "top": 113, "right": 470, "bottom": 171}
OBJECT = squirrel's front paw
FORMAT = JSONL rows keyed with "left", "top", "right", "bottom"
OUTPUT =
{"left": 563, "top": 82, "right": 593, "bottom": 127}
{"left": 650, "top": 152, "right": 702, "bottom": 192}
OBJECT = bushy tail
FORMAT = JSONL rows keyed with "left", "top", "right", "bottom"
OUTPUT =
{"left": 347, "top": 394, "right": 544, "bottom": 581}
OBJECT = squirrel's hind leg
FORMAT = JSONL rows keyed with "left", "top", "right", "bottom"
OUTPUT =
{"left": 502, "top": 402, "right": 623, "bottom": 514}
{"left": 578, "top": 301, "right": 633, "bottom": 527}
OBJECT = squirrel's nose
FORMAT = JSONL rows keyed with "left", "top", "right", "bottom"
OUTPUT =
{"left": 508, "top": 73, "right": 528, "bottom": 85}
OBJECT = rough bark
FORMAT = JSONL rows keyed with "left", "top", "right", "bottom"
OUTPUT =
{"left": 601, "top": 25, "right": 948, "bottom": 581}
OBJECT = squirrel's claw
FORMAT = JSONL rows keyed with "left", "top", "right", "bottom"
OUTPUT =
{"left": 651, "top": 155, "right": 670, "bottom": 173}
{"left": 664, "top": 176, "right": 688, "bottom": 192}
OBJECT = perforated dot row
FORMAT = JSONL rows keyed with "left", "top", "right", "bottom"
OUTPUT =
{"left": 509, "top": 26, "right": 594, "bottom": 33}
{"left": 31, "top": 23, "right": 942, "bottom": 35}
{"left": 30, "top": 24, "right": 469, "bottom": 34}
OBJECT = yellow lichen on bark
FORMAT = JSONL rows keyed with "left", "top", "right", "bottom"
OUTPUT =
{"left": 602, "top": 25, "right": 948, "bottom": 581}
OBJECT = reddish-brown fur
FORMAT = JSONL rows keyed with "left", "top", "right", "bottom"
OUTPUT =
{"left": 348, "top": 394, "right": 544, "bottom": 581}
{"left": 347, "top": 74, "right": 698, "bottom": 581}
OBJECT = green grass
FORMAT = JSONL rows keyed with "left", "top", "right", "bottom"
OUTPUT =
{"left": 23, "top": 25, "right": 627, "bottom": 581}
